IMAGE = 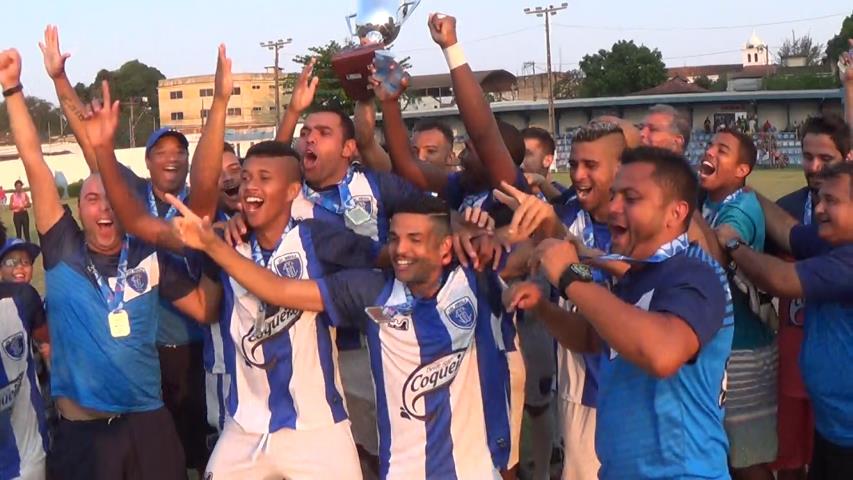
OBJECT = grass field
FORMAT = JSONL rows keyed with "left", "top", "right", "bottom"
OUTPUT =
{"left": 2, "top": 168, "right": 805, "bottom": 297}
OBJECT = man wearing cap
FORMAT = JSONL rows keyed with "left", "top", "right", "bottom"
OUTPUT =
{"left": 0, "top": 237, "right": 40, "bottom": 285}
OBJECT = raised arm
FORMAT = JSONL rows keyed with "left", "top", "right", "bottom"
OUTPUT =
{"left": 275, "top": 58, "right": 318, "bottom": 144}
{"left": 429, "top": 14, "right": 518, "bottom": 187}
{"left": 187, "top": 45, "right": 232, "bottom": 219}
{"left": 841, "top": 39, "right": 853, "bottom": 141}
{"left": 715, "top": 224, "right": 804, "bottom": 298}
{"left": 39, "top": 25, "right": 97, "bottom": 172}
{"left": 168, "top": 194, "right": 324, "bottom": 312}
{"left": 353, "top": 99, "right": 391, "bottom": 172}
{"left": 0, "top": 49, "right": 64, "bottom": 234}
{"left": 372, "top": 68, "right": 449, "bottom": 192}
{"left": 83, "top": 80, "right": 183, "bottom": 251}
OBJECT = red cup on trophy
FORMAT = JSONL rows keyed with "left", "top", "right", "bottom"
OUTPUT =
{"left": 331, "top": 0, "right": 422, "bottom": 101}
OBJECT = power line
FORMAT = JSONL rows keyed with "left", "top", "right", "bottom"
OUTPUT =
{"left": 552, "top": 12, "right": 844, "bottom": 32}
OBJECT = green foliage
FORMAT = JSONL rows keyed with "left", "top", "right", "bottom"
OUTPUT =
{"left": 579, "top": 40, "right": 667, "bottom": 97}
{"left": 0, "top": 96, "right": 63, "bottom": 141}
{"left": 763, "top": 73, "right": 839, "bottom": 90}
{"left": 66, "top": 179, "right": 83, "bottom": 198}
{"left": 825, "top": 11, "right": 853, "bottom": 66}
{"left": 554, "top": 70, "right": 584, "bottom": 99}
{"left": 777, "top": 32, "right": 823, "bottom": 66}
{"left": 693, "top": 75, "right": 727, "bottom": 91}
{"left": 290, "top": 40, "right": 413, "bottom": 115}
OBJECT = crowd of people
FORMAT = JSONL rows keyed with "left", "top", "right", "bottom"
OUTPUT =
{"left": 0, "top": 13, "right": 852, "bottom": 480}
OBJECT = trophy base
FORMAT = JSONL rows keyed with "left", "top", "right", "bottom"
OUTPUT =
{"left": 332, "top": 44, "right": 385, "bottom": 101}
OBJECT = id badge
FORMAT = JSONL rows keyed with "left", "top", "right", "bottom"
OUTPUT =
{"left": 108, "top": 310, "right": 131, "bottom": 338}
{"left": 345, "top": 205, "right": 371, "bottom": 226}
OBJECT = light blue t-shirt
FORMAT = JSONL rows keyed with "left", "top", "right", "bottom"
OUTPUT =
{"left": 704, "top": 189, "right": 772, "bottom": 349}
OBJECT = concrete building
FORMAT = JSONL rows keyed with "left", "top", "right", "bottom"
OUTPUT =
{"left": 157, "top": 69, "right": 294, "bottom": 134}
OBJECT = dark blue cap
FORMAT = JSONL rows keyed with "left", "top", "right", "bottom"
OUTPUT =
{"left": 145, "top": 128, "right": 189, "bottom": 156}
{"left": 0, "top": 238, "right": 41, "bottom": 262}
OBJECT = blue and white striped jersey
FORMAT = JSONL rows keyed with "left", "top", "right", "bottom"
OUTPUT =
{"left": 318, "top": 266, "right": 512, "bottom": 480}
{"left": 555, "top": 198, "right": 612, "bottom": 408}
{"left": 214, "top": 219, "right": 379, "bottom": 433}
{"left": 0, "top": 283, "right": 48, "bottom": 480}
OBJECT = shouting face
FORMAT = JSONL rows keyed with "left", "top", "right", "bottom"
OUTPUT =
{"left": 296, "top": 112, "right": 355, "bottom": 189}
{"left": 145, "top": 135, "right": 189, "bottom": 195}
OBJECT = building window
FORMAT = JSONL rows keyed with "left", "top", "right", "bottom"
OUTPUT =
{"left": 200, "top": 88, "right": 214, "bottom": 97}
{"left": 232, "top": 87, "right": 241, "bottom": 95}
{"left": 201, "top": 109, "right": 210, "bottom": 119}
{"left": 252, "top": 107, "right": 262, "bottom": 112}
{"left": 169, "top": 91, "right": 183, "bottom": 100}
{"left": 252, "top": 85, "right": 261, "bottom": 90}
{"left": 270, "top": 106, "right": 276, "bottom": 111}
{"left": 227, "top": 108, "right": 242, "bottom": 116}
{"left": 170, "top": 112, "right": 184, "bottom": 121}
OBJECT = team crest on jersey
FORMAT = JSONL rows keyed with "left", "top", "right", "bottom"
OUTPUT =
{"left": 0, "top": 373, "right": 24, "bottom": 412}
{"left": 273, "top": 253, "right": 303, "bottom": 279}
{"left": 400, "top": 350, "right": 466, "bottom": 420}
{"left": 445, "top": 297, "right": 476, "bottom": 330}
{"left": 240, "top": 307, "right": 304, "bottom": 369}
{"left": 787, "top": 298, "right": 805, "bottom": 327}
{"left": 352, "top": 195, "right": 376, "bottom": 216}
{"left": 126, "top": 267, "right": 149, "bottom": 294}
{"left": 2, "top": 332, "right": 25, "bottom": 360}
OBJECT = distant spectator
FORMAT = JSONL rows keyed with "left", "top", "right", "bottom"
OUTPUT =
{"left": 704, "top": 116, "right": 712, "bottom": 134}
{"left": 0, "top": 185, "right": 6, "bottom": 209}
{"left": 10, "top": 180, "right": 32, "bottom": 241}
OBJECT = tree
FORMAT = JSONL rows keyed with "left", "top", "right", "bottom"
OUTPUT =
{"left": 290, "top": 40, "right": 412, "bottom": 115}
{"left": 776, "top": 32, "right": 823, "bottom": 66}
{"left": 579, "top": 40, "right": 667, "bottom": 97}
{"left": 0, "top": 96, "right": 63, "bottom": 141}
{"left": 825, "top": 11, "right": 853, "bottom": 66}
{"left": 553, "top": 69, "right": 584, "bottom": 99}
{"left": 694, "top": 75, "right": 727, "bottom": 92}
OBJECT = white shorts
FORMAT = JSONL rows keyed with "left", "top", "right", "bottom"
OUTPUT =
{"left": 206, "top": 418, "right": 362, "bottom": 480}
{"left": 508, "top": 347, "right": 527, "bottom": 470}
{"left": 205, "top": 371, "right": 231, "bottom": 433}
{"left": 559, "top": 399, "right": 599, "bottom": 480}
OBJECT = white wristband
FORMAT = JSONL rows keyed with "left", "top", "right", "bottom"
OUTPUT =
{"left": 443, "top": 43, "right": 467, "bottom": 71}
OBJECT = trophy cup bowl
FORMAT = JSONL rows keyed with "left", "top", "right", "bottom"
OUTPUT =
{"left": 332, "top": 0, "right": 421, "bottom": 101}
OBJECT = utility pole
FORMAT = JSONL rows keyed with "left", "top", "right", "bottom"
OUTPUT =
{"left": 260, "top": 38, "right": 293, "bottom": 127}
{"left": 524, "top": 3, "right": 567, "bottom": 137}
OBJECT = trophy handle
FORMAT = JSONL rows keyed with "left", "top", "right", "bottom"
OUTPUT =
{"left": 397, "top": 0, "right": 421, "bottom": 24}
{"left": 345, "top": 13, "right": 358, "bottom": 37}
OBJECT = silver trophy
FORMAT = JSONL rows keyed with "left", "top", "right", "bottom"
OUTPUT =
{"left": 332, "top": 0, "right": 422, "bottom": 100}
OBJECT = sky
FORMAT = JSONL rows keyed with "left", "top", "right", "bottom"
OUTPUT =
{"left": 2, "top": 0, "right": 851, "bottom": 101}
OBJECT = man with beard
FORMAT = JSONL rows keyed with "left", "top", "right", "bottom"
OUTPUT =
{"left": 520, "top": 126, "right": 567, "bottom": 203}
{"left": 715, "top": 162, "right": 853, "bottom": 479}
{"left": 695, "top": 129, "right": 775, "bottom": 480}
{"left": 172, "top": 193, "right": 516, "bottom": 480}
{"left": 506, "top": 147, "right": 733, "bottom": 479}
{"left": 2, "top": 50, "right": 209, "bottom": 480}
{"left": 412, "top": 119, "right": 458, "bottom": 173}
{"left": 770, "top": 114, "right": 849, "bottom": 480}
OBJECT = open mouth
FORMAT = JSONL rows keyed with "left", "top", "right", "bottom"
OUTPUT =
{"left": 303, "top": 149, "right": 319, "bottom": 170}
{"left": 575, "top": 186, "right": 593, "bottom": 200}
{"left": 243, "top": 195, "right": 265, "bottom": 213}
{"left": 699, "top": 160, "right": 716, "bottom": 177}
{"left": 96, "top": 219, "right": 114, "bottom": 232}
{"left": 223, "top": 185, "right": 239, "bottom": 198}
{"left": 393, "top": 258, "right": 414, "bottom": 272}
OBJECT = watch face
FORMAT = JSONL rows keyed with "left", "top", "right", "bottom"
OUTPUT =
{"left": 570, "top": 263, "right": 593, "bottom": 281}
{"left": 726, "top": 238, "right": 741, "bottom": 251}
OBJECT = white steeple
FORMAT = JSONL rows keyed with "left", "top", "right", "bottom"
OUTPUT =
{"left": 742, "top": 30, "right": 769, "bottom": 66}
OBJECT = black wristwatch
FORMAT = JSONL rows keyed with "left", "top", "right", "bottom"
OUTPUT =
{"left": 724, "top": 238, "right": 746, "bottom": 254}
{"left": 557, "top": 263, "right": 593, "bottom": 299}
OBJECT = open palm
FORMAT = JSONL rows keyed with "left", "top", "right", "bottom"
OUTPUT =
{"left": 39, "top": 25, "right": 70, "bottom": 79}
